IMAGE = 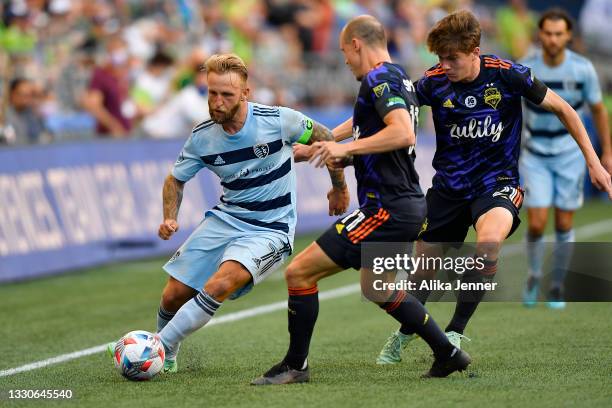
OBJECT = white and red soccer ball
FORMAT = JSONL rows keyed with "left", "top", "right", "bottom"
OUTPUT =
{"left": 113, "top": 330, "right": 165, "bottom": 381}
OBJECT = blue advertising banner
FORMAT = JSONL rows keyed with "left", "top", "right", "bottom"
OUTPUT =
{"left": 0, "top": 137, "right": 435, "bottom": 283}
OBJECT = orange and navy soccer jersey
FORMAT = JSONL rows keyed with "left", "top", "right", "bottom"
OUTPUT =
{"left": 315, "top": 62, "right": 427, "bottom": 270}
{"left": 416, "top": 55, "right": 548, "bottom": 199}
{"left": 351, "top": 61, "right": 424, "bottom": 221}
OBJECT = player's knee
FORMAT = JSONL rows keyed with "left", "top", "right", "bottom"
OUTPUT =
{"left": 161, "top": 285, "right": 193, "bottom": 312}
{"left": 476, "top": 232, "right": 504, "bottom": 246}
{"left": 204, "top": 278, "right": 234, "bottom": 300}
{"left": 554, "top": 218, "right": 573, "bottom": 232}
{"left": 284, "top": 258, "right": 313, "bottom": 288}
{"left": 527, "top": 222, "right": 546, "bottom": 237}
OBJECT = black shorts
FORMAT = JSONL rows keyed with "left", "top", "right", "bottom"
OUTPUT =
{"left": 316, "top": 203, "right": 425, "bottom": 270}
{"left": 419, "top": 185, "right": 524, "bottom": 243}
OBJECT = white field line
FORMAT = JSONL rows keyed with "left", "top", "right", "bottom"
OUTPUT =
{"left": 1, "top": 219, "right": 610, "bottom": 378}
{"left": 0, "top": 284, "right": 360, "bottom": 378}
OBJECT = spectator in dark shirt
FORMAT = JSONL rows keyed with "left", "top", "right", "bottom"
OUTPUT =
{"left": 4, "top": 78, "right": 50, "bottom": 145}
{"left": 83, "top": 35, "right": 134, "bottom": 137}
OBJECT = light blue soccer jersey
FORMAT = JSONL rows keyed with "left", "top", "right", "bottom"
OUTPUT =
{"left": 172, "top": 102, "right": 313, "bottom": 240}
{"left": 520, "top": 49, "right": 602, "bottom": 155}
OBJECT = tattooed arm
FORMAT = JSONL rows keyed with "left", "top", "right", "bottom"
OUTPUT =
{"left": 159, "top": 174, "right": 185, "bottom": 240}
{"left": 307, "top": 121, "right": 350, "bottom": 215}
{"left": 309, "top": 121, "right": 348, "bottom": 189}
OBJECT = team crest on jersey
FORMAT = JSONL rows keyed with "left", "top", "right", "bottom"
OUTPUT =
{"left": 253, "top": 143, "right": 270, "bottom": 159}
{"left": 373, "top": 82, "right": 390, "bottom": 98}
{"left": 484, "top": 87, "right": 501, "bottom": 109}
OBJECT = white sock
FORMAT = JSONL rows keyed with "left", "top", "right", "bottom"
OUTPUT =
{"left": 157, "top": 306, "right": 180, "bottom": 360}
{"left": 527, "top": 233, "right": 545, "bottom": 280}
{"left": 158, "top": 290, "right": 221, "bottom": 355}
{"left": 551, "top": 229, "right": 575, "bottom": 290}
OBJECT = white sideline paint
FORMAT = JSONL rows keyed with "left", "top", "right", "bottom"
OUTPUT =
{"left": 0, "top": 284, "right": 361, "bottom": 378}
{"left": 1, "top": 219, "right": 610, "bottom": 378}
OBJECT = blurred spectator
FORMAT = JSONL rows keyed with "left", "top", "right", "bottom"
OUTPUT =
{"left": 0, "top": 0, "right": 611, "bottom": 145}
{"left": 55, "top": 38, "right": 97, "bottom": 113}
{"left": 495, "top": 0, "right": 536, "bottom": 60}
{"left": 1, "top": 3, "right": 37, "bottom": 56}
{"left": 132, "top": 50, "right": 175, "bottom": 114}
{"left": 4, "top": 77, "right": 51, "bottom": 145}
{"left": 223, "top": 0, "right": 266, "bottom": 63}
{"left": 174, "top": 47, "right": 208, "bottom": 90}
{"left": 141, "top": 68, "right": 210, "bottom": 139}
{"left": 83, "top": 34, "right": 134, "bottom": 137}
{"left": 580, "top": 0, "right": 612, "bottom": 56}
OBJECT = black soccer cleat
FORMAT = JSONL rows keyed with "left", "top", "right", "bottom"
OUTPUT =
{"left": 251, "top": 361, "right": 310, "bottom": 385}
{"left": 422, "top": 348, "right": 471, "bottom": 378}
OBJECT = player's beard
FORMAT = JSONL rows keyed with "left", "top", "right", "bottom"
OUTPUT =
{"left": 545, "top": 46, "right": 562, "bottom": 59}
{"left": 209, "top": 100, "right": 241, "bottom": 124}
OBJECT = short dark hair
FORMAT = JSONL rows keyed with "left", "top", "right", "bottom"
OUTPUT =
{"left": 342, "top": 15, "right": 386, "bottom": 47}
{"left": 148, "top": 51, "right": 175, "bottom": 68}
{"left": 427, "top": 10, "right": 481, "bottom": 55}
{"left": 538, "top": 8, "right": 573, "bottom": 31}
{"left": 9, "top": 78, "right": 29, "bottom": 95}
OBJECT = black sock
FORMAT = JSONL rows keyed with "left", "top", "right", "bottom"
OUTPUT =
{"left": 283, "top": 286, "right": 319, "bottom": 369}
{"left": 446, "top": 258, "right": 497, "bottom": 334}
{"left": 381, "top": 291, "right": 454, "bottom": 360}
{"left": 410, "top": 286, "right": 431, "bottom": 306}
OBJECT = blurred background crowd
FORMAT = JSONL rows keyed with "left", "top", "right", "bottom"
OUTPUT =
{"left": 1, "top": 0, "right": 610, "bottom": 145}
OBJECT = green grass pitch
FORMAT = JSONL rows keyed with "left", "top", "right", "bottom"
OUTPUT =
{"left": 1, "top": 201, "right": 611, "bottom": 407}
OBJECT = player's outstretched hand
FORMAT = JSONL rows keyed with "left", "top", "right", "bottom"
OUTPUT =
{"left": 327, "top": 186, "right": 350, "bottom": 216}
{"left": 293, "top": 144, "right": 314, "bottom": 162}
{"left": 588, "top": 161, "right": 612, "bottom": 200}
{"left": 159, "top": 219, "right": 179, "bottom": 240}
{"left": 310, "top": 141, "right": 350, "bottom": 168}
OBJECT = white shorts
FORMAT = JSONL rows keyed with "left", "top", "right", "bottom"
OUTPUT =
{"left": 519, "top": 147, "right": 585, "bottom": 210}
{"left": 163, "top": 211, "right": 292, "bottom": 299}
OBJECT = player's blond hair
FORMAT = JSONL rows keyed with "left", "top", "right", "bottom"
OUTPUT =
{"left": 204, "top": 53, "right": 248, "bottom": 84}
{"left": 427, "top": 10, "right": 481, "bottom": 55}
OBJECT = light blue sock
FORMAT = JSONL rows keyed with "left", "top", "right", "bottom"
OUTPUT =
{"left": 527, "top": 233, "right": 545, "bottom": 280}
{"left": 551, "top": 229, "right": 575, "bottom": 290}
{"left": 159, "top": 291, "right": 221, "bottom": 356}
{"left": 157, "top": 306, "right": 180, "bottom": 360}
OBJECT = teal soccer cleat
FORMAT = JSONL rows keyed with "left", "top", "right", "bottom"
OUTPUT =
{"left": 376, "top": 330, "right": 415, "bottom": 365}
{"left": 445, "top": 331, "right": 470, "bottom": 349}
{"left": 523, "top": 277, "right": 539, "bottom": 308}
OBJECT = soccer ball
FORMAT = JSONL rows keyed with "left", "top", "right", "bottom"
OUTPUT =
{"left": 113, "top": 330, "right": 165, "bottom": 381}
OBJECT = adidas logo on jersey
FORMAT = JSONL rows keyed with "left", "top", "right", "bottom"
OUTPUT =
{"left": 214, "top": 155, "right": 225, "bottom": 165}
{"left": 443, "top": 98, "right": 455, "bottom": 108}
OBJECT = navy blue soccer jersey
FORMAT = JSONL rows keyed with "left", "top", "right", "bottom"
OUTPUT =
{"left": 352, "top": 62, "right": 424, "bottom": 219}
{"left": 416, "top": 55, "right": 547, "bottom": 199}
